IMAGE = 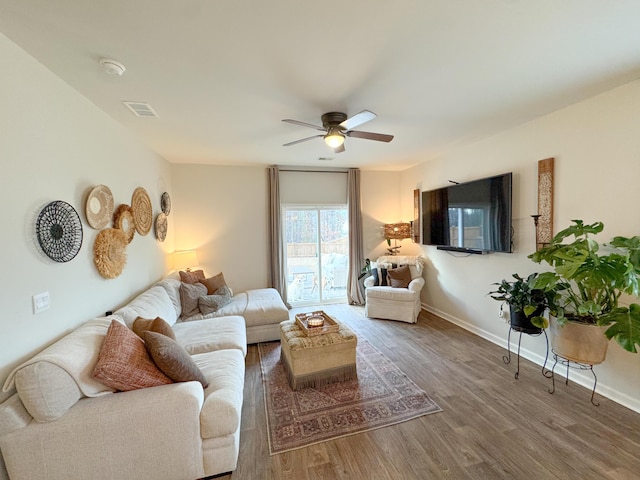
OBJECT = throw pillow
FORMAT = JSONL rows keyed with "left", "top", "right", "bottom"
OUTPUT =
{"left": 199, "top": 272, "right": 227, "bottom": 295}
{"left": 179, "top": 269, "right": 205, "bottom": 284}
{"left": 388, "top": 265, "right": 412, "bottom": 288}
{"left": 132, "top": 316, "right": 176, "bottom": 340}
{"left": 92, "top": 320, "right": 173, "bottom": 391}
{"left": 198, "top": 284, "right": 232, "bottom": 315}
{"left": 179, "top": 282, "right": 207, "bottom": 318}
{"left": 143, "top": 331, "right": 209, "bottom": 388}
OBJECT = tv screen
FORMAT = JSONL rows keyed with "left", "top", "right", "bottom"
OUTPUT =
{"left": 421, "top": 173, "right": 513, "bottom": 253}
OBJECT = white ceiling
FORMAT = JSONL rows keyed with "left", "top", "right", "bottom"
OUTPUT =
{"left": 2, "top": 0, "right": 640, "bottom": 171}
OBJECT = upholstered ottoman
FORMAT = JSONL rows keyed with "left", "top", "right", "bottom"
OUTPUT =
{"left": 279, "top": 319, "right": 357, "bottom": 390}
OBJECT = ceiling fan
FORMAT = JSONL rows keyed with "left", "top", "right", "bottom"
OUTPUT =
{"left": 282, "top": 110, "right": 393, "bottom": 153}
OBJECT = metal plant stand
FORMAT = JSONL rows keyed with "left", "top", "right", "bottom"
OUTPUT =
{"left": 502, "top": 326, "right": 550, "bottom": 380}
{"left": 548, "top": 350, "right": 600, "bottom": 406}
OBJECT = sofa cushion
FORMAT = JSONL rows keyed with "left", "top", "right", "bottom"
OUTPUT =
{"left": 115, "top": 285, "right": 178, "bottom": 327}
{"left": 199, "top": 272, "right": 226, "bottom": 294}
{"left": 155, "top": 278, "right": 183, "bottom": 315}
{"left": 92, "top": 320, "right": 173, "bottom": 391}
{"left": 179, "top": 269, "right": 205, "bottom": 284}
{"left": 194, "top": 349, "right": 245, "bottom": 439}
{"left": 388, "top": 265, "right": 412, "bottom": 288}
{"left": 198, "top": 285, "right": 232, "bottom": 315}
{"left": 132, "top": 316, "right": 176, "bottom": 340}
{"left": 2, "top": 318, "right": 116, "bottom": 423}
{"left": 14, "top": 362, "right": 82, "bottom": 423}
{"left": 180, "top": 282, "right": 207, "bottom": 318}
{"left": 144, "top": 331, "right": 209, "bottom": 388}
{"left": 173, "top": 316, "right": 247, "bottom": 356}
{"left": 365, "top": 285, "right": 417, "bottom": 301}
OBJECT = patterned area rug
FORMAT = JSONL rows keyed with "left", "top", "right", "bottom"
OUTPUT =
{"left": 258, "top": 339, "right": 442, "bottom": 455}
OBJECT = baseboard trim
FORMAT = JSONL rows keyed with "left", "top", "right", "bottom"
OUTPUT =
{"left": 422, "top": 304, "right": 640, "bottom": 414}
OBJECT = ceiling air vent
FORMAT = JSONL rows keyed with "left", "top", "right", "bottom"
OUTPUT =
{"left": 122, "top": 101, "right": 158, "bottom": 118}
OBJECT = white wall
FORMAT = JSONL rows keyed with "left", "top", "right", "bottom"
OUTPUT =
{"left": 0, "top": 34, "right": 173, "bottom": 402}
{"left": 402, "top": 79, "right": 640, "bottom": 412}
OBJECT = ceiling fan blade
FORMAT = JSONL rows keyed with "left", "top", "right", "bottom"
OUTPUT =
{"left": 333, "top": 143, "right": 346, "bottom": 154}
{"left": 345, "top": 130, "right": 394, "bottom": 142}
{"left": 339, "top": 110, "right": 376, "bottom": 130}
{"left": 283, "top": 135, "right": 323, "bottom": 147}
{"left": 282, "top": 119, "right": 326, "bottom": 131}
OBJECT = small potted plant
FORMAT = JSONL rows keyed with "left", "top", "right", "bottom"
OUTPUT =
{"left": 489, "top": 272, "right": 554, "bottom": 334}
{"left": 529, "top": 220, "right": 640, "bottom": 363}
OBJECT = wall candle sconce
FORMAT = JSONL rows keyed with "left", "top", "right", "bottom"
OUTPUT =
{"left": 534, "top": 158, "right": 554, "bottom": 251}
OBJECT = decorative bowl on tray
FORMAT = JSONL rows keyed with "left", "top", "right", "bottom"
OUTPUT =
{"left": 306, "top": 315, "right": 325, "bottom": 327}
{"left": 294, "top": 311, "right": 340, "bottom": 336}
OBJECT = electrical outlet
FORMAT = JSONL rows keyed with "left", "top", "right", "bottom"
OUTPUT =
{"left": 33, "top": 291, "right": 50, "bottom": 314}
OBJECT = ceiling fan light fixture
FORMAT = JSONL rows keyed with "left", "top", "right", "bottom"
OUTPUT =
{"left": 324, "top": 128, "right": 345, "bottom": 148}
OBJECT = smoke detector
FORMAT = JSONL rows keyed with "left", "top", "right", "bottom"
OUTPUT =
{"left": 99, "top": 58, "right": 126, "bottom": 76}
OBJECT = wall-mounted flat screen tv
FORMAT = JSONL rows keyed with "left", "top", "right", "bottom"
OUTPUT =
{"left": 421, "top": 172, "right": 513, "bottom": 254}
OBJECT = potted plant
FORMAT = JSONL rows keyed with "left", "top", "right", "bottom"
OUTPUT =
{"left": 489, "top": 272, "right": 555, "bottom": 334}
{"left": 529, "top": 220, "right": 640, "bottom": 363}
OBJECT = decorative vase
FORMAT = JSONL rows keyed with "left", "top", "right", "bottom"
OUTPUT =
{"left": 510, "top": 308, "right": 543, "bottom": 334}
{"left": 549, "top": 316, "right": 608, "bottom": 365}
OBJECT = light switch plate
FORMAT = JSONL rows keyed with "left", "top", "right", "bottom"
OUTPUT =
{"left": 33, "top": 291, "right": 50, "bottom": 314}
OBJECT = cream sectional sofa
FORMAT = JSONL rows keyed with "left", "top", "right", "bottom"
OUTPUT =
{"left": 146, "top": 275, "right": 289, "bottom": 344}
{"left": 0, "top": 274, "right": 288, "bottom": 480}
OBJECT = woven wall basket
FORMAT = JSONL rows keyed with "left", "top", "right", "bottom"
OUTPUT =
{"left": 131, "top": 187, "right": 152, "bottom": 236}
{"left": 94, "top": 228, "right": 128, "bottom": 279}
{"left": 155, "top": 212, "right": 168, "bottom": 242}
{"left": 85, "top": 185, "right": 114, "bottom": 230}
{"left": 113, "top": 204, "right": 136, "bottom": 244}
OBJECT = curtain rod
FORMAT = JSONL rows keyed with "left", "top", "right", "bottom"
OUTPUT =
{"left": 276, "top": 166, "right": 351, "bottom": 173}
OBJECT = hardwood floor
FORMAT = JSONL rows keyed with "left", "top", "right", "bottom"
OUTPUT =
{"left": 219, "top": 304, "right": 640, "bottom": 480}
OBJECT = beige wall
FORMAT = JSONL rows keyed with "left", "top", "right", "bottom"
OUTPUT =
{"left": 0, "top": 34, "right": 173, "bottom": 402}
{"left": 402, "top": 79, "right": 640, "bottom": 412}
{"left": 170, "top": 167, "right": 406, "bottom": 291}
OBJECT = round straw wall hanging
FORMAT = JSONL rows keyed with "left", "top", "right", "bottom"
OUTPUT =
{"left": 161, "top": 192, "right": 171, "bottom": 215}
{"left": 113, "top": 204, "right": 136, "bottom": 244}
{"left": 131, "top": 187, "right": 152, "bottom": 235}
{"left": 155, "top": 213, "right": 167, "bottom": 242}
{"left": 94, "top": 228, "right": 128, "bottom": 279}
{"left": 85, "top": 184, "right": 114, "bottom": 229}
{"left": 36, "top": 200, "right": 83, "bottom": 262}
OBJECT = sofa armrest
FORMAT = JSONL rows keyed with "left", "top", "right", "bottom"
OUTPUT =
{"left": 363, "top": 275, "right": 375, "bottom": 288}
{"left": 407, "top": 277, "right": 425, "bottom": 293}
{"left": 0, "top": 382, "right": 205, "bottom": 480}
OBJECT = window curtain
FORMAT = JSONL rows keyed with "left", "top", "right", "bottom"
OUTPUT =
{"left": 346, "top": 168, "right": 365, "bottom": 305}
{"left": 267, "top": 166, "right": 290, "bottom": 308}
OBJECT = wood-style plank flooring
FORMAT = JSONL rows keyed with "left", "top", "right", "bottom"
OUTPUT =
{"left": 218, "top": 304, "right": 640, "bottom": 480}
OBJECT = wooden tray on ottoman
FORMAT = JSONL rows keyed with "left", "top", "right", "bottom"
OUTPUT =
{"left": 295, "top": 311, "right": 340, "bottom": 336}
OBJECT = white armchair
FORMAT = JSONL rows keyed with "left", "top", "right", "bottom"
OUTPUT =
{"left": 364, "top": 255, "right": 425, "bottom": 323}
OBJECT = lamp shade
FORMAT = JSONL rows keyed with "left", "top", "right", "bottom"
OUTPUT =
{"left": 173, "top": 250, "right": 199, "bottom": 271}
{"left": 384, "top": 223, "right": 411, "bottom": 240}
{"left": 324, "top": 128, "right": 345, "bottom": 148}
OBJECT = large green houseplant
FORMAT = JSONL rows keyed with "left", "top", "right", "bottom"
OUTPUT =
{"left": 489, "top": 273, "right": 555, "bottom": 333}
{"left": 529, "top": 220, "right": 640, "bottom": 354}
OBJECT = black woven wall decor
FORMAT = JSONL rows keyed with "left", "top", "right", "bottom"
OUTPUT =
{"left": 36, "top": 200, "right": 83, "bottom": 262}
